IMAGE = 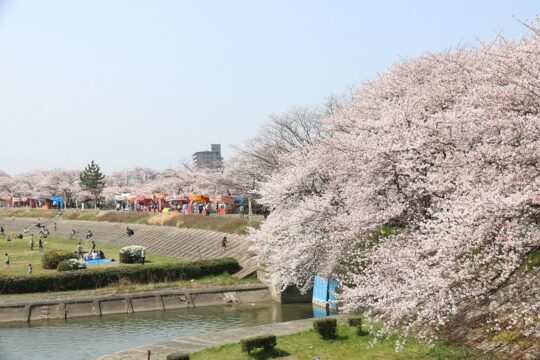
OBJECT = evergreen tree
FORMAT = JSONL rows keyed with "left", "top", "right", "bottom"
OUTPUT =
{"left": 79, "top": 160, "right": 106, "bottom": 210}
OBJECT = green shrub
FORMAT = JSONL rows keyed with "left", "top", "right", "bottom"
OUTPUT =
{"left": 0, "top": 257, "right": 241, "bottom": 294}
{"left": 347, "top": 316, "right": 362, "bottom": 333}
{"left": 313, "top": 318, "right": 337, "bottom": 339}
{"left": 119, "top": 245, "right": 145, "bottom": 263}
{"left": 166, "top": 353, "right": 190, "bottom": 360}
{"left": 42, "top": 250, "right": 77, "bottom": 269}
{"left": 57, "top": 259, "right": 87, "bottom": 272}
{"left": 240, "top": 335, "right": 277, "bottom": 354}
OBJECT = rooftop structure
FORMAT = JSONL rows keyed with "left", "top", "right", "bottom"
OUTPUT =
{"left": 192, "top": 144, "right": 223, "bottom": 169}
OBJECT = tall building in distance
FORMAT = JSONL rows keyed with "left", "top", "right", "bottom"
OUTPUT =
{"left": 192, "top": 144, "right": 223, "bottom": 169}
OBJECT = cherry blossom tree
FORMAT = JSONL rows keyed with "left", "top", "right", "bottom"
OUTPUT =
{"left": 250, "top": 27, "right": 540, "bottom": 342}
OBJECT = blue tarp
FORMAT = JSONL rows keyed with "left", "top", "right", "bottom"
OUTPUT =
{"left": 85, "top": 259, "right": 113, "bottom": 265}
{"left": 234, "top": 195, "right": 245, "bottom": 205}
{"left": 48, "top": 196, "right": 64, "bottom": 208}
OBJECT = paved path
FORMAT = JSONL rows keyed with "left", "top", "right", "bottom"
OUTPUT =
{"left": 94, "top": 317, "right": 324, "bottom": 360}
{"left": 0, "top": 217, "right": 256, "bottom": 278}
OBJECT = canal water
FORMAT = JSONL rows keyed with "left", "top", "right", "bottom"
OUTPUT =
{"left": 0, "top": 302, "right": 331, "bottom": 360}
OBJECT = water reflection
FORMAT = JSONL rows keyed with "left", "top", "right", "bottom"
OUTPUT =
{"left": 0, "top": 302, "right": 327, "bottom": 360}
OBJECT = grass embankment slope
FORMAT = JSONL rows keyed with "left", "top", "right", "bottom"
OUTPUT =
{"left": 0, "top": 235, "right": 178, "bottom": 276}
{"left": 0, "top": 208, "right": 260, "bottom": 235}
{"left": 192, "top": 322, "right": 485, "bottom": 360}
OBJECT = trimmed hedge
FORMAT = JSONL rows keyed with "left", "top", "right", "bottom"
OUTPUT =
{"left": 240, "top": 335, "right": 277, "bottom": 353}
{"left": 57, "top": 259, "right": 87, "bottom": 272}
{"left": 0, "top": 257, "right": 241, "bottom": 294}
{"left": 42, "top": 250, "right": 77, "bottom": 269}
{"left": 166, "top": 353, "right": 189, "bottom": 360}
{"left": 313, "top": 318, "right": 337, "bottom": 339}
{"left": 347, "top": 316, "right": 363, "bottom": 334}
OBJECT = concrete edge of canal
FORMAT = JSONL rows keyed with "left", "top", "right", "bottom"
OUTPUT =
{"left": 94, "top": 315, "right": 341, "bottom": 360}
{"left": 0, "top": 284, "right": 272, "bottom": 323}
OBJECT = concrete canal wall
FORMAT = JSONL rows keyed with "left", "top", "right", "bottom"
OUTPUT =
{"left": 0, "top": 284, "right": 271, "bottom": 323}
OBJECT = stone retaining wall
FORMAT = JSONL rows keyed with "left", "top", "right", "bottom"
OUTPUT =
{"left": 0, "top": 284, "right": 270, "bottom": 323}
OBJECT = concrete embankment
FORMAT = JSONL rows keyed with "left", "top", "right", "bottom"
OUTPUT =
{"left": 0, "top": 284, "right": 270, "bottom": 323}
{"left": 95, "top": 317, "right": 330, "bottom": 360}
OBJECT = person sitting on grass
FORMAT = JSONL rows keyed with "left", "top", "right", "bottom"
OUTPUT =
{"left": 86, "top": 230, "right": 93, "bottom": 240}
{"left": 126, "top": 226, "right": 134, "bottom": 237}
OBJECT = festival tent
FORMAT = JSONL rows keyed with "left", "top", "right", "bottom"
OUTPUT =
{"left": 165, "top": 194, "right": 189, "bottom": 212}
{"left": 187, "top": 194, "right": 210, "bottom": 214}
{"left": 216, "top": 195, "right": 237, "bottom": 215}
{"left": 234, "top": 195, "right": 245, "bottom": 206}
{"left": 153, "top": 193, "right": 167, "bottom": 211}
{"left": 0, "top": 196, "right": 12, "bottom": 208}
{"left": 46, "top": 196, "right": 64, "bottom": 209}
{"left": 20, "top": 197, "right": 39, "bottom": 208}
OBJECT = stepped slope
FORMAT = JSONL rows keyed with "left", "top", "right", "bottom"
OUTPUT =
{"left": 0, "top": 217, "right": 256, "bottom": 278}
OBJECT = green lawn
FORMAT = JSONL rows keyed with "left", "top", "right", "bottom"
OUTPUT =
{"left": 0, "top": 234, "right": 179, "bottom": 276}
{"left": 191, "top": 323, "right": 481, "bottom": 360}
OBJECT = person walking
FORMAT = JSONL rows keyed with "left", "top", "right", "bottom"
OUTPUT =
{"left": 27, "top": 263, "right": 32, "bottom": 275}
{"left": 38, "top": 238, "right": 43, "bottom": 251}
{"left": 4, "top": 253, "right": 10, "bottom": 269}
{"left": 140, "top": 248, "right": 146, "bottom": 265}
{"left": 0, "top": 225, "right": 4, "bottom": 236}
{"left": 220, "top": 236, "right": 227, "bottom": 254}
{"left": 77, "top": 242, "right": 83, "bottom": 259}
{"left": 91, "top": 240, "right": 96, "bottom": 251}
{"left": 30, "top": 235, "right": 34, "bottom": 251}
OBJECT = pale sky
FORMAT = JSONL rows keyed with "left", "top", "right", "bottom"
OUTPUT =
{"left": 0, "top": 1, "right": 538, "bottom": 174}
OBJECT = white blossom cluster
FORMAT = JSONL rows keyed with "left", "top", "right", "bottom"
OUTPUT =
{"left": 250, "top": 24, "right": 540, "bottom": 340}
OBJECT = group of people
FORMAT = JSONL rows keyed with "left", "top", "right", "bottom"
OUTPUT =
{"left": 77, "top": 240, "right": 105, "bottom": 260}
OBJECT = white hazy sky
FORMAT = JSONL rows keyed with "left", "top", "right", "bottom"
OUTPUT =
{"left": 0, "top": 1, "right": 538, "bottom": 174}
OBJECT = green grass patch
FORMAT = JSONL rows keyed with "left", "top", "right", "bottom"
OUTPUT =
{"left": 191, "top": 323, "right": 480, "bottom": 360}
{"left": 524, "top": 249, "right": 540, "bottom": 270}
{"left": 0, "top": 235, "right": 178, "bottom": 276}
{"left": 0, "top": 208, "right": 57, "bottom": 219}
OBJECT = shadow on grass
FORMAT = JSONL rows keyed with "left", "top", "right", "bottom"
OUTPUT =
{"left": 247, "top": 347, "right": 291, "bottom": 360}
{"left": 355, "top": 329, "right": 370, "bottom": 337}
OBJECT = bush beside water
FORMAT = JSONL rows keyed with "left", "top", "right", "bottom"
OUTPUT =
{"left": 0, "top": 257, "right": 240, "bottom": 294}
{"left": 240, "top": 335, "right": 277, "bottom": 354}
{"left": 313, "top": 318, "right": 337, "bottom": 339}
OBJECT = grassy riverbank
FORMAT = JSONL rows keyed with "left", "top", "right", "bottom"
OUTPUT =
{"left": 0, "top": 235, "right": 178, "bottom": 276}
{"left": 191, "top": 322, "right": 485, "bottom": 360}
{"left": 0, "top": 208, "right": 261, "bottom": 234}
